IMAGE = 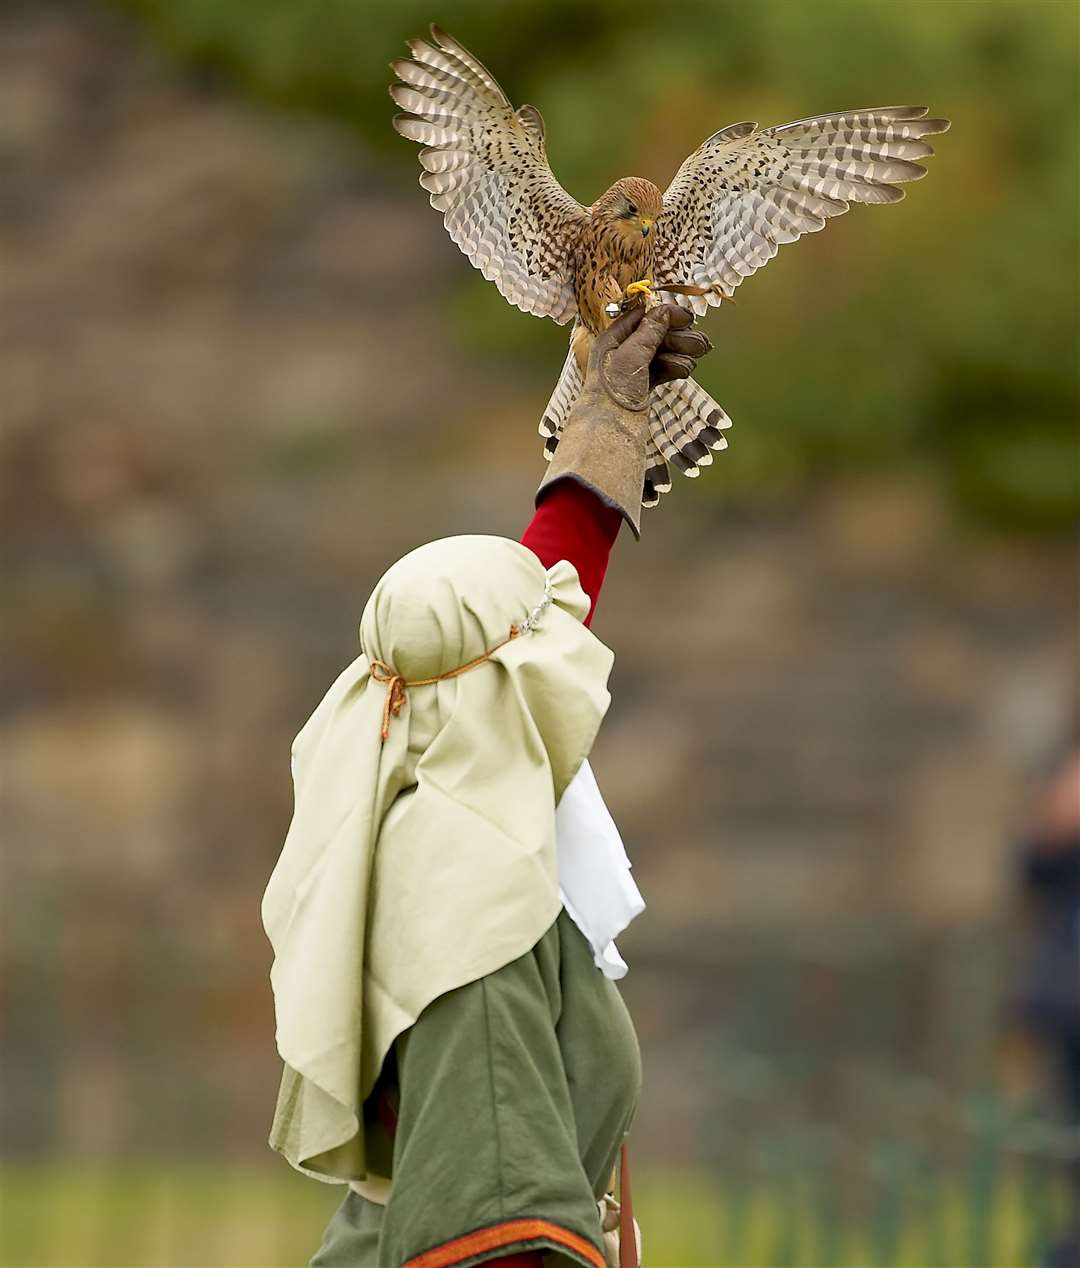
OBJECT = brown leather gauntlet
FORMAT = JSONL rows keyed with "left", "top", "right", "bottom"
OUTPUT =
{"left": 536, "top": 304, "right": 711, "bottom": 538}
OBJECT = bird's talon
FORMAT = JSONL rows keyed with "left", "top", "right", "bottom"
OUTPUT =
{"left": 624, "top": 279, "right": 654, "bottom": 299}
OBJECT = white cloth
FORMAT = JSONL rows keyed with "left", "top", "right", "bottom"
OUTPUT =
{"left": 556, "top": 760, "right": 645, "bottom": 979}
{"left": 284, "top": 754, "right": 645, "bottom": 982}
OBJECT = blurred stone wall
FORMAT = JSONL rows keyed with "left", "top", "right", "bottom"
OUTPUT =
{"left": 2, "top": 5, "right": 1075, "bottom": 1166}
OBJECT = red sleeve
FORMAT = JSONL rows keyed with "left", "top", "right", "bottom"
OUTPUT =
{"left": 520, "top": 481, "right": 622, "bottom": 628}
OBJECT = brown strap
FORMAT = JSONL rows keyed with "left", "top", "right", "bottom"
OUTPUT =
{"left": 655, "top": 280, "right": 734, "bottom": 304}
{"left": 369, "top": 626, "right": 519, "bottom": 742}
{"left": 618, "top": 1141, "right": 636, "bottom": 1268}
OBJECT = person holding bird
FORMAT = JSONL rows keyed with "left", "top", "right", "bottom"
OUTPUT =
{"left": 263, "top": 303, "right": 712, "bottom": 1268}
{"left": 262, "top": 24, "right": 948, "bottom": 1268}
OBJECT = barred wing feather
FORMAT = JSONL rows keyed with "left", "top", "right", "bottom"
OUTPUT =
{"left": 655, "top": 107, "right": 950, "bottom": 314}
{"left": 392, "top": 26, "right": 586, "bottom": 324}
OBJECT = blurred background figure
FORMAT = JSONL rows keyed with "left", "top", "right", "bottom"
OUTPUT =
{"left": 1017, "top": 741, "right": 1080, "bottom": 1268}
{"left": 2, "top": 1, "right": 1078, "bottom": 1266}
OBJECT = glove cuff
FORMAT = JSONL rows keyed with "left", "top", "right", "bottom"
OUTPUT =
{"left": 535, "top": 384, "right": 648, "bottom": 539}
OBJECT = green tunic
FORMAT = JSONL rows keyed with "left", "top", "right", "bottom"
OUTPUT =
{"left": 310, "top": 909, "right": 641, "bottom": 1268}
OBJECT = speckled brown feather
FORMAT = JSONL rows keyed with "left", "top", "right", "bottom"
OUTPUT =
{"left": 573, "top": 178, "right": 663, "bottom": 336}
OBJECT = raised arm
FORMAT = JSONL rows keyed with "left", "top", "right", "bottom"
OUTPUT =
{"left": 521, "top": 303, "right": 711, "bottom": 625}
{"left": 521, "top": 482, "right": 622, "bottom": 627}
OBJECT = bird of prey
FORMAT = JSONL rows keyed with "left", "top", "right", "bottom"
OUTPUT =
{"left": 391, "top": 26, "right": 949, "bottom": 506}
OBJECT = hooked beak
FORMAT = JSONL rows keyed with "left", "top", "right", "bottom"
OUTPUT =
{"left": 640, "top": 219, "right": 653, "bottom": 238}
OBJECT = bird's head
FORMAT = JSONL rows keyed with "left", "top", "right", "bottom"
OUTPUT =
{"left": 594, "top": 177, "right": 664, "bottom": 242}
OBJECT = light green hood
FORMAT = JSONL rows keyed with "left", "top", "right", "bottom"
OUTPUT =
{"left": 262, "top": 535, "right": 614, "bottom": 1183}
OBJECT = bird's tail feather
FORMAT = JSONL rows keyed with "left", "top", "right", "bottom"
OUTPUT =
{"left": 539, "top": 347, "right": 732, "bottom": 508}
{"left": 648, "top": 375, "right": 731, "bottom": 477}
{"left": 539, "top": 339, "right": 581, "bottom": 445}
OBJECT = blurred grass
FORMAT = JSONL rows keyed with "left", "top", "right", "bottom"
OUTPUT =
{"left": 0, "top": 1162, "right": 1068, "bottom": 1267}
{"left": 110, "top": 0, "right": 1080, "bottom": 531}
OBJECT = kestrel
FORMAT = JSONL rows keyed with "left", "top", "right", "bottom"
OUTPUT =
{"left": 391, "top": 26, "right": 949, "bottom": 506}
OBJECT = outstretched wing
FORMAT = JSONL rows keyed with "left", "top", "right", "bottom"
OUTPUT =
{"left": 655, "top": 107, "right": 950, "bottom": 314}
{"left": 392, "top": 26, "right": 586, "bottom": 325}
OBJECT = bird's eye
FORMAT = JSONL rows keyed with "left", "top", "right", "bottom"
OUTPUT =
{"left": 625, "top": 202, "right": 638, "bottom": 216}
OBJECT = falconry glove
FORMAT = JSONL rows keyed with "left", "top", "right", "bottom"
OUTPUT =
{"left": 536, "top": 303, "right": 711, "bottom": 538}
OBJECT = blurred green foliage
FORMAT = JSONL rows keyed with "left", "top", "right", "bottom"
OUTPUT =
{"left": 114, "top": 0, "right": 1079, "bottom": 530}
